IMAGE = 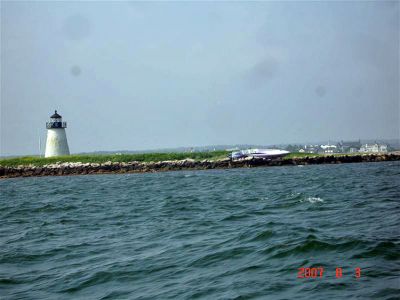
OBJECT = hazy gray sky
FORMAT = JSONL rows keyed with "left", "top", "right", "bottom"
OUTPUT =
{"left": 1, "top": 1, "right": 399, "bottom": 155}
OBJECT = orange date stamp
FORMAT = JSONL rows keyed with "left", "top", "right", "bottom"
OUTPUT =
{"left": 297, "top": 267, "right": 361, "bottom": 279}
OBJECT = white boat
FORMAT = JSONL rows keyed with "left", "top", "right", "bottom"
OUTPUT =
{"left": 229, "top": 149, "right": 290, "bottom": 160}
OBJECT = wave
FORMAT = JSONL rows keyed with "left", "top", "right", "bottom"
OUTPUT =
{"left": 301, "top": 196, "right": 324, "bottom": 203}
{"left": 250, "top": 230, "right": 274, "bottom": 242}
{"left": 262, "top": 236, "right": 366, "bottom": 259}
{"left": 352, "top": 241, "right": 400, "bottom": 260}
{"left": 189, "top": 246, "right": 254, "bottom": 267}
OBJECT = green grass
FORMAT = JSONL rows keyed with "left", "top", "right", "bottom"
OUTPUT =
{"left": 0, "top": 151, "right": 230, "bottom": 167}
{"left": 283, "top": 152, "right": 370, "bottom": 160}
{"left": 283, "top": 152, "right": 320, "bottom": 159}
{"left": 283, "top": 152, "right": 377, "bottom": 160}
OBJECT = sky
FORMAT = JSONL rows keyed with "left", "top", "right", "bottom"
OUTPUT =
{"left": 1, "top": 1, "right": 399, "bottom": 155}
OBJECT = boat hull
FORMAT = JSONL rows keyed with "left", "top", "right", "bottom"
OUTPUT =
{"left": 229, "top": 149, "right": 290, "bottom": 160}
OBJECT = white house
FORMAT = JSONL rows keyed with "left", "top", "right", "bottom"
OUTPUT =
{"left": 359, "top": 144, "right": 387, "bottom": 153}
{"left": 320, "top": 144, "right": 337, "bottom": 154}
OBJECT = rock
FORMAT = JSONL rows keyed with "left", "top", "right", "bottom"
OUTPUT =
{"left": 1, "top": 153, "right": 400, "bottom": 179}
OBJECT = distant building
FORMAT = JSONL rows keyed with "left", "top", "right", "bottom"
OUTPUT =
{"left": 319, "top": 144, "right": 337, "bottom": 154}
{"left": 337, "top": 140, "right": 361, "bottom": 153}
{"left": 359, "top": 144, "right": 388, "bottom": 153}
{"left": 303, "top": 145, "right": 319, "bottom": 153}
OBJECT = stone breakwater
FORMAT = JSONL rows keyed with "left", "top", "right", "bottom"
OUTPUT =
{"left": 1, "top": 153, "right": 400, "bottom": 179}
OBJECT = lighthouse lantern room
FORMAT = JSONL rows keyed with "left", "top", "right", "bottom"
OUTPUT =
{"left": 45, "top": 110, "right": 70, "bottom": 157}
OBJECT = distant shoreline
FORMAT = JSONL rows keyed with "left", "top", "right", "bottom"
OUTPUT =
{"left": 1, "top": 153, "right": 399, "bottom": 179}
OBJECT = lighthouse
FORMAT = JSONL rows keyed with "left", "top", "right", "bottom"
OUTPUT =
{"left": 45, "top": 110, "right": 70, "bottom": 157}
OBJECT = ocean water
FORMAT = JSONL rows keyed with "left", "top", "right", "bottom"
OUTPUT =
{"left": 1, "top": 162, "right": 399, "bottom": 299}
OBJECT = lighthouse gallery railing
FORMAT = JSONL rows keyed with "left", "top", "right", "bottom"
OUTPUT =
{"left": 46, "top": 122, "right": 67, "bottom": 129}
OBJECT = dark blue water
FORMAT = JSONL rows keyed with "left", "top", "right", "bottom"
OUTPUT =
{"left": 1, "top": 162, "right": 399, "bottom": 299}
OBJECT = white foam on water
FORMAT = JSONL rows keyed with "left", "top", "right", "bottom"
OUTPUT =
{"left": 300, "top": 196, "right": 324, "bottom": 203}
{"left": 305, "top": 197, "right": 324, "bottom": 203}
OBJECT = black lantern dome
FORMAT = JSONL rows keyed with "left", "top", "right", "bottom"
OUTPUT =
{"left": 46, "top": 110, "right": 67, "bottom": 129}
{"left": 50, "top": 110, "right": 62, "bottom": 119}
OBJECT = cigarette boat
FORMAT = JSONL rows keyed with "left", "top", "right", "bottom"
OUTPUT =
{"left": 229, "top": 149, "right": 290, "bottom": 160}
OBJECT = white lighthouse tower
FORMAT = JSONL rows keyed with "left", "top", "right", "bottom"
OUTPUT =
{"left": 45, "top": 110, "right": 70, "bottom": 157}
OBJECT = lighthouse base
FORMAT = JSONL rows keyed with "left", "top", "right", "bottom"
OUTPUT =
{"left": 45, "top": 128, "right": 70, "bottom": 157}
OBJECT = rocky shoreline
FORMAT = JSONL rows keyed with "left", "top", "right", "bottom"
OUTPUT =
{"left": 1, "top": 153, "right": 399, "bottom": 179}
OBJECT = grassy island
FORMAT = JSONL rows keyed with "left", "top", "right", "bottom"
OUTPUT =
{"left": 0, "top": 151, "right": 231, "bottom": 167}
{"left": 0, "top": 151, "right": 386, "bottom": 168}
{"left": 1, "top": 151, "right": 398, "bottom": 179}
